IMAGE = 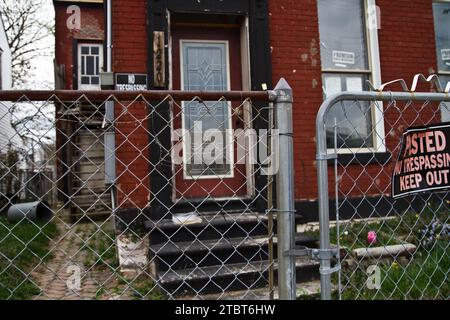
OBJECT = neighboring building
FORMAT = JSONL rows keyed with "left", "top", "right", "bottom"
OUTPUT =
{"left": 0, "top": 11, "right": 25, "bottom": 200}
{"left": 0, "top": 13, "right": 21, "bottom": 152}
{"left": 53, "top": 0, "right": 110, "bottom": 218}
{"left": 53, "top": 0, "right": 450, "bottom": 296}
{"left": 1, "top": 13, "right": 55, "bottom": 205}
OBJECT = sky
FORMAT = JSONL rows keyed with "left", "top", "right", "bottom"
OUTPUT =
{"left": 27, "top": 0, "right": 55, "bottom": 90}
{"left": 5, "top": 0, "right": 57, "bottom": 149}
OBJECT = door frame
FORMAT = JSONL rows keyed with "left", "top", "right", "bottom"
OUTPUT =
{"left": 170, "top": 19, "right": 255, "bottom": 201}
{"left": 178, "top": 39, "right": 235, "bottom": 181}
{"left": 147, "top": 0, "right": 271, "bottom": 219}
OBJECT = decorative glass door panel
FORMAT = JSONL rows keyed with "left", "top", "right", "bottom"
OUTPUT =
{"left": 171, "top": 26, "right": 247, "bottom": 200}
{"left": 181, "top": 42, "right": 232, "bottom": 178}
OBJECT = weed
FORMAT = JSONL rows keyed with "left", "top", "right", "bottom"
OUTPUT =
{"left": 0, "top": 216, "right": 58, "bottom": 299}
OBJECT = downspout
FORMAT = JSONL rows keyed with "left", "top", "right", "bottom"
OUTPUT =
{"left": 104, "top": 0, "right": 117, "bottom": 219}
{"left": 106, "top": 0, "right": 112, "bottom": 73}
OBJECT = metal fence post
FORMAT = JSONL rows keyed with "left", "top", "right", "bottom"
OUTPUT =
{"left": 316, "top": 99, "right": 333, "bottom": 300}
{"left": 274, "top": 78, "right": 296, "bottom": 300}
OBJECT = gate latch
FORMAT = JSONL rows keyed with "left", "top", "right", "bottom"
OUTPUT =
{"left": 284, "top": 247, "right": 339, "bottom": 261}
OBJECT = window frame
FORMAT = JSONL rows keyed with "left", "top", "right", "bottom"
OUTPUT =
{"left": 433, "top": 0, "right": 450, "bottom": 76}
{"left": 433, "top": 0, "right": 450, "bottom": 122}
{"left": 77, "top": 43, "right": 103, "bottom": 90}
{"left": 319, "top": 0, "right": 385, "bottom": 154}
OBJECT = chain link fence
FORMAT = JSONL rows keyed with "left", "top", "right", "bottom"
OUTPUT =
{"left": 0, "top": 86, "right": 302, "bottom": 300}
{"left": 315, "top": 76, "right": 450, "bottom": 300}
{"left": 5, "top": 75, "right": 448, "bottom": 301}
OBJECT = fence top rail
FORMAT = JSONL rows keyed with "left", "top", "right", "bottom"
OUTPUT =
{"left": 0, "top": 90, "right": 274, "bottom": 102}
{"left": 315, "top": 90, "right": 450, "bottom": 159}
{"left": 316, "top": 90, "right": 450, "bottom": 131}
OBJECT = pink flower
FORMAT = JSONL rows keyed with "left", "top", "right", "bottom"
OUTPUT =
{"left": 367, "top": 231, "right": 377, "bottom": 244}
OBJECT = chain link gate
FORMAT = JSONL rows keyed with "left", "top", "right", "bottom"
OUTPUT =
{"left": 315, "top": 75, "right": 450, "bottom": 300}
{"left": 0, "top": 79, "right": 299, "bottom": 300}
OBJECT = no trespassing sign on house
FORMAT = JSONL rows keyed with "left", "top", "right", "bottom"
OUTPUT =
{"left": 392, "top": 123, "right": 450, "bottom": 199}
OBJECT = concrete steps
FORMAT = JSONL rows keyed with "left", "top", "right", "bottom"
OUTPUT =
{"left": 147, "top": 208, "right": 319, "bottom": 298}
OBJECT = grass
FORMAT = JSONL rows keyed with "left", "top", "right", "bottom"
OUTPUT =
{"left": 306, "top": 204, "right": 448, "bottom": 250}
{"left": 129, "top": 275, "right": 166, "bottom": 300}
{"left": 304, "top": 203, "right": 449, "bottom": 300}
{"left": 330, "top": 204, "right": 450, "bottom": 300}
{"left": 79, "top": 223, "right": 165, "bottom": 300}
{"left": 337, "top": 240, "right": 449, "bottom": 300}
{"left": 91, "top": 268, "right": 166, "bottom": 300}
{"left": 80, "top": 222, "right": 119, "bottom": 271}
{"left": 0, "top": 216, "right": 58, "bottom": 300}
{"left": 331, "top": 221, "right": 401, "bottom": 250}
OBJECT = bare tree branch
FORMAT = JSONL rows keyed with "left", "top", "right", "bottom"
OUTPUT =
{"left": 0, "top": 1, "right": 55, "bottom": 150}
{"left": 0, "top": 0, "right": 54, "bottom": 88}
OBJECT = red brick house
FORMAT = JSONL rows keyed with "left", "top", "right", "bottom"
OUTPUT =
{"left": 53, "top": 0, "right": 450, "bottom": 217}
{"left": 53, "top": 0, "right": 450, "bottom": 296}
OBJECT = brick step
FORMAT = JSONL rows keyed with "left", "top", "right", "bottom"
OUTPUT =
{"left": 72, "top": 183, "right": 109, "bottom": 193}
{"left": 71, "top": 204, "right": 112, "bottom": 213}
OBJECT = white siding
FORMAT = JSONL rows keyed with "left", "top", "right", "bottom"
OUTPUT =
{"left": 0, "top": 18, "right": 22, "bottom": 152}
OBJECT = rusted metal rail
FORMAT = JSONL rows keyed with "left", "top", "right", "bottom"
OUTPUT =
{"left": 0, "top": 90, "right": 273, "bottom": 102}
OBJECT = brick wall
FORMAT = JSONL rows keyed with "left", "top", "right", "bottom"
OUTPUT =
{"left": 112, "top": 0, "right": 150, "bottom": 208}
{"left": 268, "top": 0, "right": 324, "bottom": 201}
{"left": 54, "top": 2, "right": 104, "bottom": 89}
{"left": 268, "top": 0, "right": 439, "bottom": 201}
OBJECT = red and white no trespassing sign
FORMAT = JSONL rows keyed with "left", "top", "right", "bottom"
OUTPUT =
{"left": 392, "top": 123, "right": 450, "bottom": 199}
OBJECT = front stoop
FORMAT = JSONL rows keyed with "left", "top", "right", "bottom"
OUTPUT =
{"left": 145, "top": 209, "right": 320, "bottom": 299}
